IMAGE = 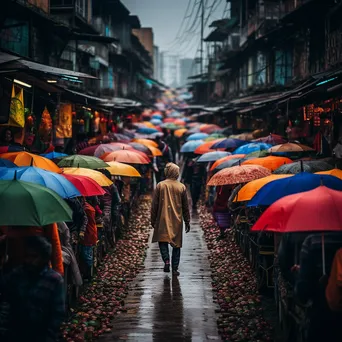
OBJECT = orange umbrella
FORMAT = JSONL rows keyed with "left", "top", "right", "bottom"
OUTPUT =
{"left": 316, "top": 169, "right": 342, "bottom": 179}
{"left": 1, "top": 152, "right": 61, "bottom": 173}
{"left": 242, "top": 156, "right": 293, "bottom": 171}
{"left": 234, "top": 174, "right": 293, "bottom": 202}
{"left": 210, "top": 154, "right": 246, "bottom": 171}
{"left": 194, "top": 139, "right": 225, "bottom": 155}
{"left": 142, "top": 121, "right": 156, "bottom": 128}
{"left": 174, "top": 128, "right": 188, "bottom": 137}
{"left": 208, "top": 165, "right": 271, "bottom": 186}
{"left": 101, "top": 150, "right": 150, "bottom": 164}
{"left": 132, "top": 138, "right": 158, "bottom": 148}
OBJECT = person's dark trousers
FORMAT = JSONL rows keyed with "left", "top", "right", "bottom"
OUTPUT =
{"left": 190, "top": 182, "right": 201, "bottom": 207}
{"left": 158, "top": 242, "right": 181, "bottom": 270}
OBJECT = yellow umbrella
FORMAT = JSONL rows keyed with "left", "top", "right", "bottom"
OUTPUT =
{"left": 1, "top": 152, "right": 61, "bottom": 173}
{"left": 175, "top": 128, "right": 188, "bottom": 137}
{"left": 142, "top": 121, "right": 156, "bottom": 128}
{"left": 316, "top": 169, "right": 342, "bottom": 179}
{"left": 132, "top": 138, "right": 158, "bottom": 148}
{"left": 105, "top": 162, "right": 141, "bottom": 177}
{"left": 62, "top": 167, "right": 113, "bottom": 187}
{"left": 234, "top": 174, "right": 293, "bottom": 202}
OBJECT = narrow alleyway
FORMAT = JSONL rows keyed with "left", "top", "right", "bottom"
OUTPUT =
{"left": 99, "top": 212, "right": 221, "bottom": 342}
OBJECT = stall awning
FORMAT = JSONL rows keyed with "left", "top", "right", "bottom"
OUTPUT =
{"left": 65, "top": 89, "right": 109, "bottom": 103}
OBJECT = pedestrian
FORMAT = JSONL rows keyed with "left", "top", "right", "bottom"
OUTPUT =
{"left": 153, "top": 136, "right": 173, "bottom": 184}
{"left": 151, "top": 163, "right": 191, "bottom": 276}
{"left": 0, "top": 236, "right": 65, "bottom": 342}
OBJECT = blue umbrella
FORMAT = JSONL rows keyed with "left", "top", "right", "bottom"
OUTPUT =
{"left": 151, "top": 119, "right": 162, "bottom": 126}
{"left": 212, "top": 138, "right": 247, "bottom": 150}
{"left": 137, "top": 127, "right": 159, "bottom": 134}
{"left": 197, "top": 151, "right": 231, "bottom": 163}
{"left": 170, "top": 111, "right": 182, "bottom": 118}
{"left": 152, "top": 114, "right": 163, "bottom": 120}
{"left": 0, "top": 166, "right": 80, "bottom": 199}
{"left": 233, "top": 143, "right": 272, "bottom": 155}
{"left": 41, "top": 151, "right": 68, "bottom": 160}
{"left": 248, "top": 172, "right": 342, "bottom": 207}
{"left": 180, "top": 140, "right": 204, "bottom": 153}
{"left": 186, "top": 133, "right": 209, "bottom": 141}
{"left": 0, "top": 158, "right": 17, "bottom": 168}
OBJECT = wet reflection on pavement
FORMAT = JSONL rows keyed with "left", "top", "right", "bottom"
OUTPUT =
{"left": 99, "top": 213, "right": 221, "bottom": 341}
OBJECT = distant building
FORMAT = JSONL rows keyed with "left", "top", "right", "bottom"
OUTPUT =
{"left": 153, "top": 45, "right": 160, "bottom": 80}
{"left": 180, "top": 58, "right": 194, "bottom": 87}
{"left": 132, "top": 27, "right": 154, "bottom": 58}
{"left": 160, "top": 52, "right": 180, "bottom": 88}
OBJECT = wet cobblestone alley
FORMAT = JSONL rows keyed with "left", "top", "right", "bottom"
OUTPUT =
{"left": 99, "top": 212, "right": 221, "bottom": 342}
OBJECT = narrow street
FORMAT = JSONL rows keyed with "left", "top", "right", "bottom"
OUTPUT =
{"left": 99, "top": 212, "right": 221, "bottom": 342}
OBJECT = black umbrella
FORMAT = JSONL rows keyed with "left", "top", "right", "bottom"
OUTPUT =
{"left": 273, "top": 160, "right": 334, "bottom": 174}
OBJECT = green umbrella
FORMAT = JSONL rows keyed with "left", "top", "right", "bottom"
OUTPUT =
{"left": 246, "top": 150, "right": 270, "bottom": 158}
{"left": 58, "top": 155, "right": 109, "bottom": 169}
{"left": 0, "top": 179, "right": 72, "bottom": 226}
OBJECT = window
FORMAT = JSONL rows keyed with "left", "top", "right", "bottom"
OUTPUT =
{"left": 75, "top": 0, "right": 86, "bottom": 18}
{"left": 274, "top": 50, "right": 293, "bottom": 85}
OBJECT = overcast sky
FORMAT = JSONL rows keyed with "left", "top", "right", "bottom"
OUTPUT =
{"left": 122, "top": 0, "right": 228, "bottom": 58}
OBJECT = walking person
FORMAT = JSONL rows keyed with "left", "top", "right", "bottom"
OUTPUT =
{"left": 151, "top": 163, "right": 191, "bottom": 276}
{"left": 153, "top": 136, "right": 173, "bottom": 184}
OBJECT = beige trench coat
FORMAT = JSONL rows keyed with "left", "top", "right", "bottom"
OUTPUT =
{"left": 151, "top": 179, "right": 190, "bottom": 248}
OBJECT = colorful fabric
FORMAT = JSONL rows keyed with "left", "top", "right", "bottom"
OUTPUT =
{"left": 82, "top": 202, "right": 98, "bottom": 246}
{"left": 159, "top": 242, "right": 181, "bottom": 270}
{"left": 1, "top": 266, "right": 65, "bottom": 342}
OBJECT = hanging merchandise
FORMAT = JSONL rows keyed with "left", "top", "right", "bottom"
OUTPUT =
{"left": 8, "top": 85, "right": 25, "bottom": 128}
{"left": 39, "top": 107, "right": 53, "bottom": 143}
{"left": 94, "top": 111, "right": 100, "bottom": 133}
{"left": 56, "top": 103, "right": 73, "bottom": 139}
{"left": 100, "top": 115, "right": 107, "bottom": 136}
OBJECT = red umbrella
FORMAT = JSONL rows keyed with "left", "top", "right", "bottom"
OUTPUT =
{"left": 61, "top": 174, "right": 105, "bottom": 196}
{"left": 252, "top": 186, "right": 342, "bottom": 233}
{"left": 164, "top": 118, "right": 176, "bottom": 123}
{"left": 78, "top": 145, "right": 100, "bottom": 156}
{"left": 252, "top": 186, "right": 342, "bottom": 274}
{"left": 200, "top": 124, "right": 221, "bottom": 134}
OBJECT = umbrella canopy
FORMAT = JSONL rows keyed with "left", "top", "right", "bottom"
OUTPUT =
{"left": 163, "top": 118, "right": 176, "bottom": 123}
{"left": 233, "top": 143, "right": 272, "bottom": 155}
{"left": 41, "top": 152, "right": 68, "bottom": 160}
{"left": 211, "top": 138, "right": 247, "bottom": 150}
{"left": 128, "top": 142, "right": 151, "bottom": 155}
{"left": 251, "top": 186, "right": 342, "bottom": 233}
{"left": 248, "top": 172, "right": 342, "bottom": 207}
{"left": 214, "top": 158, "right": 247, "bottom": 171}
{"left": 94, "top": 144, "right": 133, "bottom": 158}
{"left": 141, "top": 121, "right": 156, "bottom": 128}
{"left": 210, "top": 154, "right": 246, "bottom": 171}
{"left": 0, "top": 166, "right": 80, "bottom": 198}
{"left": 162, "top": 123, "right": 181, "bottom": 130}
{"left": 273, "top": 160, "right": 333, "bottom": 174}
{"left": 254, "top": 134, "right": 287, "bottom": 145}
{"left": 0, "top": 179, "right": 72, "bottom": 226}
{"left": 136, "top": 127, "right": 159, "bottom": 134}
{"left": 186, "top": 133, "right": 209, "bottom": 141}
{"left": 113, "top": 133, "right": 131, "bottom": 141}
{"left": 200, "top": 124, "right": 221, "bottom": 134}
{"left": 1, "top": 152, "right": 61, "bottom": 173}
{"left": 152, "top": 114, "right": 163, "bottom": 120}
{"left": 132, "top": 139, "right": 158, "bottom": 148}
{"left": 242, "top": 156, "right": 293, "bottom": 171}
{"left": 58, "top": 155, "right": 108, "bottom": 169}
{"left": 180, "top": 140, "right": 204, "bottom": 153}
{"left": 105, "top": 161, "right": 141, "bottom": 177}
{"left": 61, "top": 174, "right": 105, "bottom": 196}
{"left": 317, "top": 169, "right": 342, "bottom": 179}
{"left": 245, "top": 150, "right": 270, "bottom": 158}
{"left": 194, "top": 140, "right": 225, "bottom": 155}
{"left": 62, "top": 167, "right": 113, "bottom": 187}
{"left": 235, "top": 174, "right": 293, "bottom": 202}
{"left": 269, "top": 142, "right": 314, "bottom": 153}
{"left": 78, "top": 145, "right": 99, "bottom": 156}
{"left": 208, "top": 165, "right": 271, "bottom": 186}
{"left": 174, "top": 119, "right": 186, "bottom": 126}
{"left": 151, "top": 119, "right": 162, "bottom": 126}
{"left": 0, "top": 158, "right": 17, "bottom": 168}
{"left": 206, "top": 133, "right": 226, "bottom": 140}
{"left": 101, "top": 150, "right": 150, "bottom": 164}
{"left": 197, "top": 151, "right": 231, "bottom": 163}
{"left": 174, "top": 128, "right": 188, "bottom": 137}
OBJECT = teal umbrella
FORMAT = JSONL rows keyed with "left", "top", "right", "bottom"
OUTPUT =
{"left": 0, "top": 179, "right": 72, "bottom": 226}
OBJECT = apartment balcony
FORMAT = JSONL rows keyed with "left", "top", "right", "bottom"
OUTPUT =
{"left": 282, "top": 0, "right": 313, "bottom": 15}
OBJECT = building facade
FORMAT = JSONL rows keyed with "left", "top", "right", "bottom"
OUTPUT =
{"left": 160, "top": 52, "right": 180, "bottom": 88}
